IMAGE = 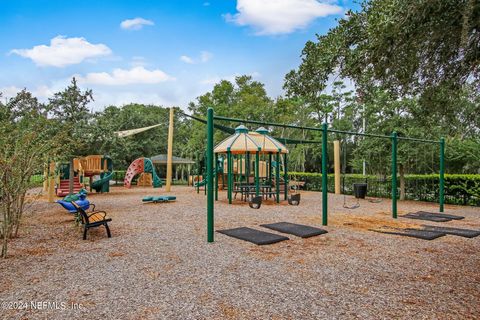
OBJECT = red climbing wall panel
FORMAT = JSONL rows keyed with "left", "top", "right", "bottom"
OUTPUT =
{"left": 124, "top": 157, "right": 145, "bottom": 188}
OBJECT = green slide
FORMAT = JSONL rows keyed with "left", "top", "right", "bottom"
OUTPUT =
{"left": 194, "top": 179, "right": 208, "bottom": 187}
{"left": 91, "top": 156, "right": 114, "bottom": 193}
{"left": 144, "top": 158, "right": 162, "bottom": 188}
{"left": 194, "top": 168, "right": 219, "bottom": 187}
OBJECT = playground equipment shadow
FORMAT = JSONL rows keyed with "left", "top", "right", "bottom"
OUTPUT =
{"left": 1, "top": 186, "right": 480, "bottom": 319}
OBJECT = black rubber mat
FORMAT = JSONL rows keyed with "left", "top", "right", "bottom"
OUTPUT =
{"left": 401, "top": 213, "right": 452, "bottom": 222}
{"left": 260, "top": 222, "right": 328, "bottom": 238}
{"left": 421, "top": 225, "right": 480, "bottom": 238}
{"left": 217, "top": 227, "right": 289, "bottom": 245}
{"left": 415, "top": 211, "right": 465, "bottom": 220}
{"left": 372, "top": 228, "right": 446, "bottom": 240}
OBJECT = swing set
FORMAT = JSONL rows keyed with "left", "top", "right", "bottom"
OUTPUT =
{"left": 201, "top": 108, "right": 446, "bottom": 243}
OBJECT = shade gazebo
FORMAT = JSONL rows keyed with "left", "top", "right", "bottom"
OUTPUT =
{"left": 213, "top": 125, "right": 289, "bottom": 204}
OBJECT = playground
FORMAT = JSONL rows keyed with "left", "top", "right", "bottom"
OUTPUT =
{"left": 1, "top": 186, "right": 480, "bottom": 319}
{"left": 1, "top": 106, "right": 479, "bottom": 319}
{"left": 0, "top": 99, "right": 479, "bottom": 320}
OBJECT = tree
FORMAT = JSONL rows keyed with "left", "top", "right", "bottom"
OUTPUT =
{"left": 285, "top": 0, "right": 480, "bottom": 175}
{"left": 48, "top": 78, "right": 94, "bottom": 194}
{"left": 187, "top": 75, "right": 275, "bottom": 157}
{"left": 286, "top": 0, "right": 479, "bottom": 99}
{"left": 0, "top": 90, "right": 64, "bottom": 257}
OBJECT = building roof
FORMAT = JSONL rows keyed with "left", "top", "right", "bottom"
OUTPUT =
{"left": 150, "top": 154, "right": 195, "bottom": 164}
{"left": 214, "top": 125, "right": 288, "bottom": 154}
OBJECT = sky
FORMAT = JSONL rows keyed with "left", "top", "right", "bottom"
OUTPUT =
{"left": 0, "top": 0, "right": 359, "bottom": 111}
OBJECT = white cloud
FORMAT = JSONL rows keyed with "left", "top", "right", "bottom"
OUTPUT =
{"left": 200, "top": 51, "right": 213, "bottom": 63}
{"left": 180, "top": 55, "right": 195, "bottom": 64}
{"left": 77, "top": 66, "right": 175, "bottom": 86}
{"left": 200, "top": 72, "right": 260, "bottom": 85}
{"left": 225, "top": 0, "right": 343, "bottom": 35}
{"left": 0, "top": 86, "right": 22, "bottom": 98}
{"left": 0, "top": 84, "right": 59, "bottom": 100}
{"left": 120, "top": 17, "right": 154, "bottom": 30}
{"left": 180, "top": 51, "right": 213, "bottom": 64}
{"left": 10, "top": 36, "right": 112, "bottom": 67}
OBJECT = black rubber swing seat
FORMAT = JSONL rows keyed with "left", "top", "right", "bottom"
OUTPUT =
{"left": 249, "top": 196, "right": 263, "bottom": 209}
{"left": 288, "top": 193, "right": 301, "bottom": 206}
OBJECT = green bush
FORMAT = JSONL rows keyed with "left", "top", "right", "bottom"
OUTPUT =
{"left": 288, "top": 172, "right": 480, "bottom": 206}
{"left": 29, "top": 174, "right": 44, "bottom": 187}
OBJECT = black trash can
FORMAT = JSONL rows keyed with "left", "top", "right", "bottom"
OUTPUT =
{"left": 353, "top": 183, "right": 368, "bottom": 199}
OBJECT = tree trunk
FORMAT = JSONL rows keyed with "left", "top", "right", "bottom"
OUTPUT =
{"left": 69, "top": 158, "right": 74, "bottom": 195}
{"left": 1, "top": 235, "right": 7, "bottom": 258}
{"left": 399, "top": 163, "right": 405, "bottom": 201}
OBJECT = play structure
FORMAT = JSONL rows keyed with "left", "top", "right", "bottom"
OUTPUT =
{"left": 53, "top": 155, "right": 113, "bottom": 197}
{"left": 124, "top": 157, "right": 162, "bottom": 188}
{"left": 193, "top": 157, "right": 224, "bottom": 189}
{"left": 212, "top": 125, "right": 289, "bottom": 204}
{"left": 56, "top": 189, "right": 90, "bottom": 213}
{"left": 142, "top": 195, "right": 176, "bottom": 203}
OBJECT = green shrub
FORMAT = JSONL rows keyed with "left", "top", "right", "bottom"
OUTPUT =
{"left": 288, "top": 172, "right": 480, "bottom": 206}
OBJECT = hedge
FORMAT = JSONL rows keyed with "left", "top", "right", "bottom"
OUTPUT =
{"left": 288, "top": 172, "right": 480, "bottom": 206}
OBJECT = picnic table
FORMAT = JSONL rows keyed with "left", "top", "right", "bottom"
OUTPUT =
{"left": 234, "top": 183, "right": 277, "bottom": 202}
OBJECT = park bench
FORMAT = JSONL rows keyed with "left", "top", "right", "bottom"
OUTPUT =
{"left": 71, "top": 201, "right": 112, "bottom": 240}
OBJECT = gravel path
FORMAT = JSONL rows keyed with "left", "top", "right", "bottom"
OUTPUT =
{"left": 1, "top": 186, "right": 480, "bottom": 319}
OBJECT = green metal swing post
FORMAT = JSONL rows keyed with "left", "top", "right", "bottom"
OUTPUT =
{"left": 206, "top": 107, "right": 214, "bottom": 242}
{"left": 439, "top": 137, "right": 445, "bottom": 212}
{"left": 321, "top": 123, "right": 328, "bottom": 226}
{"left": 284, "top": 153, "right": 288, "bottom": 200}
{"left": 391, "top": 131, "right": 398, "bottom": 219}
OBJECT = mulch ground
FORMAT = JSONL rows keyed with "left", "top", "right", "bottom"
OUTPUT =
{"left": 1, "top": 186, "right": 479, "bottom": 319}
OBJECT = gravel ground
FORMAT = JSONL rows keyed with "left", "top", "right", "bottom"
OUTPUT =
{"left": 1, "top": 186, "right": 480, "bottom": 320}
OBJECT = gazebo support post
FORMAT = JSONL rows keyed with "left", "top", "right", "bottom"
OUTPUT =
{"left": 246, "top": 153, "right": 250, "bottom": 184}
{"left": 276, "top": 152, "right": 280, "bottom": 203}
{"left": 239, "top": 154, "right": 243, "bottom": 185}
{"left": 227, "top": 150, "right": 232, "bottom": 204}
{"left": 255, "top": 151, "right": 260, "bottom": 196}
{"left": 214, "top": 153, "right": 218, "bottom": 201}
{"left": 196, "top": 152, "right": 200, "bottom": 194}
{"left": 268, "top": 153, "right": 272, "bottom": 187}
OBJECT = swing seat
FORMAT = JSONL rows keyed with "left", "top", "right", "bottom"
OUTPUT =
{"left": 288, "top": 193, "right": 301, "bottom": 206}
{"left": 248, "top": 196, "right": 262, "bottom": 209}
